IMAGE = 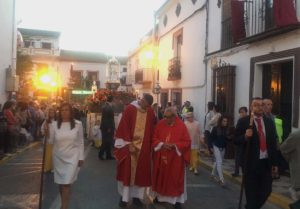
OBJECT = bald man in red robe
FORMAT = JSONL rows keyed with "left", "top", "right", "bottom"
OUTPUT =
{"left": 114, "top": 94, "right": 156, "bottom": 208}
{"left": 152, "top": 107, "right": 191, "bottom": 209}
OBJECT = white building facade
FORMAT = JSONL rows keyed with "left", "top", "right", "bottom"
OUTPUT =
{"left": 128, "top": 0, "right": 208, "bottom": 121}
{"left": 206, "top": 0, "right": 300, "bottom": 134}
{"left": 18, "top": 28, "right": 127, "bottom": 101}
{"left": 0, "top": 0, "right": 17, "bottom": 104}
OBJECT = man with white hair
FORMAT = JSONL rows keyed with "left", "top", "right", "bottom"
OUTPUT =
{"left": 152, "top": 107, "right": 191, "bottom": 209}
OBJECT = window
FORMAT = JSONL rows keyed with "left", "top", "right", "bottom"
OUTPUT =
{"left": 163, "top": 15, "right": 168, "bottom": 27}
{"left": 173, "top": 28, "right": 183, "bottom": 58}
{"left": 87, "top": 71, "right": 98, "bottom": 82}
{"left": 71, "top": 71, "right": 82, "bottom": 89}
{"left": 24, "top": 40, "right": 31, "bottom": 48}
{"left": 212, "top": 66, "right": 236, "bottom": 122}
{"left": 221, "top": 0, "right": 233, "bottom": 49}
{"left": 42, "top": 42, "right": 52, "bottom": 49}
{"left": 175, "top": 3, "right": 181, "bottom": 17}
{"left": 171, "top": 89, "right": 182, "bottom": 109}
{"left": 160, "top": 89, "right": 169, "bottom": 109}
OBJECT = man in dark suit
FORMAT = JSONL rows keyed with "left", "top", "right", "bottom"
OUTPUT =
{"left": 235, "top": 97, "right": 278, "bottom": 209}
{"left": 99, "top": 95, "right": 115, "bottom": 160}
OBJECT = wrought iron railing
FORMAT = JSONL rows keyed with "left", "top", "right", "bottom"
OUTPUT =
{"left": 244, "top": 0, "right": 275, "bottom": 37}
{"left": 168, "top": 57, "right": 181, "bottom": 81}
{"left": 221, "top": 0, "right": 297, "bottom": 49}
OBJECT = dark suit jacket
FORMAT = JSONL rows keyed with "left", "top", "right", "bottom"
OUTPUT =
{"left": 235, "top": 115, "right": 278, "bottom": 173}
{"left": 100, "top": 103, "right": 115, "bottom": 138}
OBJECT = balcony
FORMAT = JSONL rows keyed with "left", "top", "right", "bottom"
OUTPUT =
{"left": 20, "top": 47, "right": 60, "bottom": 56}
{"left": 168, "top": 57, "right": 181, "bottom": 81}
{"left": 222, "top": 0, "right": 299, "bottom": 49}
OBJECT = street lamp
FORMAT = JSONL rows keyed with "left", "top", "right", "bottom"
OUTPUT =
{"left": 153, "top": 80, "right": 161, "bottom": 120}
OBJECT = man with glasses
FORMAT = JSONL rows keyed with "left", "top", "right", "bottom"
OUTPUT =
{"left": 152, "top": 107, "right": 191, "bottom": 209}
{"left": 114, "top": 94, "right": 156, "bottom": 208}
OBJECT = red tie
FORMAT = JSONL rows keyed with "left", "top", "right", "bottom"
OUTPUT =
{"left": 255, "top": 118, "right": 267, "bottom": 152}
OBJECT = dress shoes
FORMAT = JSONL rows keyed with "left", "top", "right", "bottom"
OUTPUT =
{"left": 132, "top": 197, "right": 143, "bottom": 207}
{"left": 174, "top": 202, "right": 182, "bottom": 209}
{"left": 153, "top": 197, "right": 160, "bottom": 204}
{"left": 231, "top": 173, "right": 240, "bottom": 177}
{"left": 119, "top": 197, "right": 127, "bottom": 208}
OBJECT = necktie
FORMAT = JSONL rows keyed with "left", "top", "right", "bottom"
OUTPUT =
{"left": 255, "top": 118, "right": 267, "bottom": 152}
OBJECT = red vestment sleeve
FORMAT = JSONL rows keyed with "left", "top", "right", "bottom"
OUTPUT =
{"left": 114, "top": 104, "right": 156, "bottom": 187}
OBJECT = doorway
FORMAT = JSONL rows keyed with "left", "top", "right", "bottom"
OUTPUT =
{"left": 262, "top": 61, "right": 293, "bottom": 139}
{"left": 160, "top": 90, "right": 169, "bottom": 109}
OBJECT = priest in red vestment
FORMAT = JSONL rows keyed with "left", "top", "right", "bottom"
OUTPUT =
{"left": 152, "top": 107, "right": 191, "bottom": 209}
{"left": 114, "top": 93, "right": 156, "bottom": 208}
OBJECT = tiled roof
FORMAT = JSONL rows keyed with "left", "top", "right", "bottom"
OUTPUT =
{"left": 59, "top": 49, "right": 127, "bottom": 65}
{"left": 18, "top": 28, "right": 61, "bottom": 38}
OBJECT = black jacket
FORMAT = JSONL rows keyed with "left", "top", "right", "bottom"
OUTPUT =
{"left": 235, "top": 115, "right": 278, "bottom": 172}
{"left": 100, "top": 103, "right": 115, "bottom": 137}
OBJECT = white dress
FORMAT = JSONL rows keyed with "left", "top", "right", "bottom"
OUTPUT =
{"left": 49, "top": 120, "right": 84, "bottom": 184}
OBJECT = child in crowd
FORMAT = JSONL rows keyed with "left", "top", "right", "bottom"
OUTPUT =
{"left": 92, "top": 120, "right": 102, "bottom": 148}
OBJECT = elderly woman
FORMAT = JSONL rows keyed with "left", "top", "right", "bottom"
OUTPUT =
{"left": 184, "top": 112, "right": 202, "bottom": 175}
{"left": 48, "top": 102, "right": 84, "bottom": 209}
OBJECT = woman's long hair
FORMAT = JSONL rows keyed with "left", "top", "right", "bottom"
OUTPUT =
{"left": 46, "top": 107, "right": 56, "bottom": 124}
{"left": 57, "top": 102, "right": 75, "bottom": 130}
{"left": 216, "top": 115, "right": 229, "bottom": 136}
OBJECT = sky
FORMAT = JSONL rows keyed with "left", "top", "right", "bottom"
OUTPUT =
{"left": 16, "top": 0, "right": 166, "bottom": 56}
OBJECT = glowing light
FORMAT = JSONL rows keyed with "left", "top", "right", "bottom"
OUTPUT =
{"left": 40, "top": 74, "right": 51, "bottom": 84}
{"left": 139, "top": 44, "right": 158, "bottom": 69}
{"left": 33, "top": 67, "right": 61, "bottom": 91}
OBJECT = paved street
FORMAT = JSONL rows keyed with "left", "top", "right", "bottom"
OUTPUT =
{"left": 0, "top": 143, "right": 42, "bottom": 209}
{"left": 41, "top": 145, "right": 281, "bottom": 209}
{"left": 0, "top": 144, "right": 282, "bottom": 209}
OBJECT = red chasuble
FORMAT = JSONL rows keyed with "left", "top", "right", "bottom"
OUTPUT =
{"left": 114, "top": 103, "right": 156, "bottom": 187}
{"left": 152, "top": 117, "right": 191, "bottom": 196}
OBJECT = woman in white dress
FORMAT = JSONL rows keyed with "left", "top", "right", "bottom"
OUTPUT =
{"left": 48, "top": 103, "right": 84, "bottom": 209}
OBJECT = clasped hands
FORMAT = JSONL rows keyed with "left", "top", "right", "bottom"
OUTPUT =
{"left": 245, "top": 128, "right": 253, "bottom": 140}
{"left": 128, "top": 136, "right": 140, "bottom": 153}
{"left": 162, "top": 143, "right": 176, "bottom": 150}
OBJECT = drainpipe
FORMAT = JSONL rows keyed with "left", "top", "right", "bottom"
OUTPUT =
{"left": 188, "top": 0, "right": 209, "bottom": 112}
{"left": 203, "top": 0, "right": 209, "bottom": 112}
{"left": 11, "top": 0, "right": 17, "bottom": 75}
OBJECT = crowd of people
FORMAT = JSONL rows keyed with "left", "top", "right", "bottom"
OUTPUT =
{"left": 110, "top": 95, "right": 300, "bottom": 209}
{"left": 1, "top": 94, "right": 299, "bottom": 209}
{"left": 0, "top": 99, "right": 88, "bottom": 159}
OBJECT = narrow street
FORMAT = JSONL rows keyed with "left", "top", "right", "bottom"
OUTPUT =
{"left": 0, "top": 143, "right": 282, "bottom": 209}
{"left": 40, "top": 145, "right": 281, "bottom": 209}
{"left": 0, "top": 144, "right": 42, "bottom": 209}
